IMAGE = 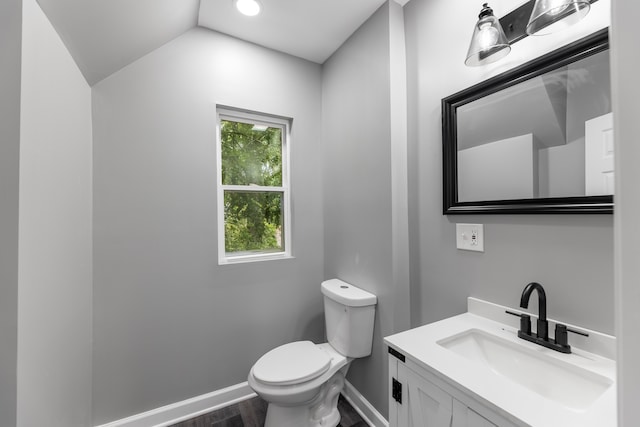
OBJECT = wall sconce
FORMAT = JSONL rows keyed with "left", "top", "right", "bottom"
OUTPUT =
{"left": 527, "top": 0, "right": 591, "bottom": 35}
{"left": 465, "top": 4, "right": 511, "bottom": 66}
{"left": 465, "top": 0, "right": 596, "bottom": 66}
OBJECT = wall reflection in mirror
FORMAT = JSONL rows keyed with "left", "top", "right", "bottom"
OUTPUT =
{"left": 443, "top": 29, "right": 612, "bottom": 214}
{"left": 457, "top": 49, "right": 611, "bottom": 203}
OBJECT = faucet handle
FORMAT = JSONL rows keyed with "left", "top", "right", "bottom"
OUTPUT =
{"left": 554, "top": 324, "right": 589, "bottom": 347}
{"left": 506, "top": 310, "right": 531, "bottom": 335}
{"left": 567, "top": 326, "right": 589, "bottom": 337}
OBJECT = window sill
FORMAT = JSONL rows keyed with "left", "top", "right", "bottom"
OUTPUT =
{"left": 219, "top": 252, "right": 294, "bottom": 265}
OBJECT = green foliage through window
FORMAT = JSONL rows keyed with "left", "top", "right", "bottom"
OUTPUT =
{"left": 221, "top": 120, "right": 282, "bottom": 186}
{"left": 219, "top": 116, "right": 287, "bottom": 256}
{"left": 224, "top": 191, "right": 283, "bottom": 253}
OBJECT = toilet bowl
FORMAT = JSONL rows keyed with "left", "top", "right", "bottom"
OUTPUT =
{"left": 248, "top": 342, "right": 350, "bottom": 427}
{"left": 247, "top": 279, "right": 377, "bottom": 427}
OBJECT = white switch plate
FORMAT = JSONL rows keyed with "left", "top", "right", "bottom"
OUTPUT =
{"left": 456, "top": 223, "right": 484, "bottom": 252}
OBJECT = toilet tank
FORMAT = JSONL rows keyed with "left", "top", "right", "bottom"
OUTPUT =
{"left": 321, "top": 279, "right": 377, "bottom": 358}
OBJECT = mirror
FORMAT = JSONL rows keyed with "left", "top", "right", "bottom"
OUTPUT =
{"left": 443, "top": 29, "right": 612, "bottom": 214}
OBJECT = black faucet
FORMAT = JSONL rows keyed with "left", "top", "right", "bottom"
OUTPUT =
{"left": 506, "top": 282, "right": 588, "bottom": 354}
{"left": 520, "top": 282, "right": 548, "bottom": 341}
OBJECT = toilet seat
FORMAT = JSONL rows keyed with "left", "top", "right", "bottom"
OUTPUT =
{"left": 252, "top": 341, "right": 331, "bottom": 386}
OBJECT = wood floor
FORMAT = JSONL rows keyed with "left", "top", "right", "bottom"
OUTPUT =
{"left": 168, "top": 394, "right": 369, "bottom": 427}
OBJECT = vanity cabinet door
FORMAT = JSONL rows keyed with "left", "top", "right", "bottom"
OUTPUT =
{"left": 452, "top": 399, "right": 497, "bottom": 427}
{"left": 388, "top": 350, "right": 517, "bottom": 427}
{"left": 398, "top": 363, "right": 453, "bottom": 427}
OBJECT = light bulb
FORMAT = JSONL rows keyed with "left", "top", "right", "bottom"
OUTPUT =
{"left": 545, "top": 0, "right": 570, "bottom": 16}
{"left": 477, "top": 23, "right": 499, "bottom": 50}
{"left": 235, "top": 0, "right": 261, "bottom": 16}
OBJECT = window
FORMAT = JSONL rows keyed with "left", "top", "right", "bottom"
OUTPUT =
{"left": 216, "top": 107, "right": 291, "bottom": 264}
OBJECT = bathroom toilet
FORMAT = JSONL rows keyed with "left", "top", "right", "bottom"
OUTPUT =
{"left": 248, "top": 279, "right": 377, "bottom": 427}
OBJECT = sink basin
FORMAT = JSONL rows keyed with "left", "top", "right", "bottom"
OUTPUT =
{"left": 437, "top": 329, "right": 613, "bottom": 411}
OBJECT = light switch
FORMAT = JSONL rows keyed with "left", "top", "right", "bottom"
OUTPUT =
{"left": 456, "top": 223, "right": 484, "bottom": 252}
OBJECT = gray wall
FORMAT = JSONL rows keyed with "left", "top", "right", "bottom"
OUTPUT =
{"left": 92, "top": 28, "right": 325, "bottom": 424}
{"left": 16, "top": 1, "right": 93, "bottom": 425}
{"left": 611, "top": 0, "right": 640, "bottom": 423}
{"left": 322, "top": 2, "right": 410, "bottom": 418}
{"left": 0, "top": 0, "right": 21, "bottom": 425}
{"left": 405, "top": 0, "right": 614, "bottom": 334}
{"left": 4, "top": 1, "right": 625, "bottom": 424}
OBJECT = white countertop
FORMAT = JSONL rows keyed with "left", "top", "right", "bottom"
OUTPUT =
{"left": 384, "top": 299, "right": 617, "bottom": 427}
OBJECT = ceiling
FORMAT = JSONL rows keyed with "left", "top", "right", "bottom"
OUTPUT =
{"left": 36, "top": 0, "right": 406, "bottom": 86}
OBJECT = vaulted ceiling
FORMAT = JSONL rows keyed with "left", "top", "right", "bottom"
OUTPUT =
{"left": 36, "top": 0, "right": 403, "bottom": 86}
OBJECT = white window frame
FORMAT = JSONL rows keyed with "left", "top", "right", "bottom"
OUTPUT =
{"left": 216, "top": 106, "right": 292, "bottom": 265}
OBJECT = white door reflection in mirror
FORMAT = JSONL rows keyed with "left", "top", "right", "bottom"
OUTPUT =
{"left": 585, "top": 112, "right": 614, "bottom": 196}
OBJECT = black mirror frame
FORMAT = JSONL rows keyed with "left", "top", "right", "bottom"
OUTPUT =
{"left": 442, "top": 28, "right": 612, "bottom": 215}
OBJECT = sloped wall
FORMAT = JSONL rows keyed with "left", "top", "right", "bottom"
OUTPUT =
{"left": 17, "top": 0, "right": 93, "bottom": 425}
{"left": 91, "top": 28, "right": 324, "bottom": 425}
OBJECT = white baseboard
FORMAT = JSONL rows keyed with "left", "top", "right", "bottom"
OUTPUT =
{"left": 342, "top": 380, "right": 389, "bottom": 427}
{"left": 94, "top": 382, "right": 256, "bottom": 427}
{"left": 94, "top": 380, "right": 388, "bottom": 427}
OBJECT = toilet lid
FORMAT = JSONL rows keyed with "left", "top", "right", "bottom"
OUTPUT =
{"left": 253, "top": 341, "right": 332, "bottom": 386}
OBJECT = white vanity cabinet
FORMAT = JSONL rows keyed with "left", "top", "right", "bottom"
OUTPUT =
{"left": 452, "top": 400, "right": 500, "bottom": 427}
{"left": 384, "top": 299, "right": 617, "bottom": 427}
{"left": 388, "top": 348, "right": 519, "bottom": 427}
{"left": 392, "top": 361, "right": 452, "bottom": 427}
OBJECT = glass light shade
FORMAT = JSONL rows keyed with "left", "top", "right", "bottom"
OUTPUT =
{"left": 234, "top": 0, "right": 261, "bottom": 16}
{"left": 465, "top": 4, "right": 511, "bottom": 67}
{"left": 526, "top": 0, "right": 590, "bottom": 35}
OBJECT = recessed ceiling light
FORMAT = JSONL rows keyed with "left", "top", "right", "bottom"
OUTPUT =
{"left": 234, "top": 0, "right": 262, "bottom": 17}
